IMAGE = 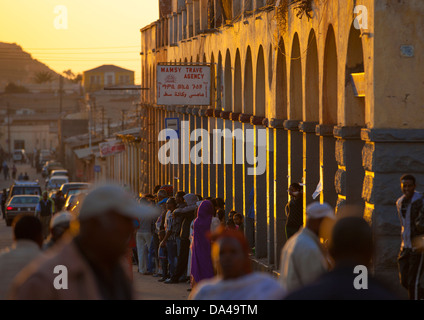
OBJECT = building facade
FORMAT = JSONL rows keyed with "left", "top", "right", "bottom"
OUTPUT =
{"left": 82, "top": 65, "right": 135, "bottom": 93}
{"left": 129, "top": 0, "right": 424, "bottom": 295}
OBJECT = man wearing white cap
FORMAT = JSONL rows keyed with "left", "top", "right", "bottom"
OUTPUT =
{"left": 8, "top": 185, "right": 157, "bottom": 300}
{"left": 279, "top": 202, "right": 335, "bottom": 293}
{"left": 42, "top": 211, "right": 75, "bottom": 251}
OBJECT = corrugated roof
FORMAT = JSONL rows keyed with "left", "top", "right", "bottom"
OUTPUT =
{"left": 84, "top": 64, "right": 134, "bottom": 74}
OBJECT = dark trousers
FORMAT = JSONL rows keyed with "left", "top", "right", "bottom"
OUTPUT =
{"left": 398, "top": 248, "right": 424, "bottom": 300}
{"left": 171, "top": 238, "right": 190, "bottom": 282}
{"left": 148, "top": 233, "right": 159, "bottom": 274}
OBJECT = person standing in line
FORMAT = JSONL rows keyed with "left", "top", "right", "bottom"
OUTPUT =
{"left": 190, "top": 200, "right": 215, "bottom": 288}
{"left": 169, "top": 193, "right": 198, "bottom": 284}
{"left": 279, "top": 202, "right": 334, "bottom": 293}
{"left": 285, "top": 183, "right": 303, "bottom": 240}
{"left": 149, "top": 189, "right": 168, "bottom": 278}
{"left": 160, "top": 197, "right": 178, "bottom": 283}
{"left": 136, "top": 198, "right": 156, "bottom": 275}
{"left": 174, "top": 191, "right": 186, "bottom": 260}
{"left": 233, "top": 213, "right": 244, "bottom": 232}
{"left": 396, "top": 174, "right": 424, "bottom": 300}
{"left": 35, "top": 192, "right": 54, "bottom": 239}
{"left": 0, "top": 215, "right": 43, "bottom": 299}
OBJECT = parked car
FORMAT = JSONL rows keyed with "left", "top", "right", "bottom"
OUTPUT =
{"left": 46, "top": 176, "right": 69, "bottom": 192}
{"left": 45, "top": 169, "right": 69, "bottom": 185}
{"left": 60, "top": 182, "right": 91, "bottom": 200}
{"left": 5, "top": 195, "right": 40, "bottom": 226}
{"left": 42, "top": 161, "right": 64, "bottom": 178}
{"left": 66, "top": 192, "right": 87, "bottom": 215}
{"left": 39, "top": 149, "right": 52, "bottom": 164}
{"left": 50, "top": 169, "right": 69, "bottom": 178}
{"left": 7, "top": 181, "right": 42, "bottom": 205}
{"left": 13, "top": 149, "right": 26, "bottom": 163}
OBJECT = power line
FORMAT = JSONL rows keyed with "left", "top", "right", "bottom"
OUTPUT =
{"left": 0, "top": 51, "right": 139, "bottom": 55}
{"left": 0, "top": 45, "right": 140, "bottom": 51}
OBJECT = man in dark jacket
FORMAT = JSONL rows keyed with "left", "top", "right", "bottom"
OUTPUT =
{"left": 168, "top": 193, "right": 198, "bottom": 284}
{"left": 396, "top": 174, "right": 424, "bottom": 300}
{"left": 285, "top": 183, "right": 303, "bottom": 240}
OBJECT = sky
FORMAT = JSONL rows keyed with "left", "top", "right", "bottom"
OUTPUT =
{"left": 0, "top": 0, "right": 159, "bottom": 84}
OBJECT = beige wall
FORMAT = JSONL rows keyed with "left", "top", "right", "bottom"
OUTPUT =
{"left": 0, "top": 124, "right": 58, "bottom": 153}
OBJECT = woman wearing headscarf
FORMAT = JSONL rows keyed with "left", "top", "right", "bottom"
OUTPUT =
{"left": 190, "top": 200, "right": 215, "bottom": 288}
{"left": 189, "top": 227, "right": 286, "bottom": 300}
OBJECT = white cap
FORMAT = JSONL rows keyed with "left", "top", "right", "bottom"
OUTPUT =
{"left": 306, "top": 202, "right": 335, "bottom": 220}
{"left": 183, "top": 193, "right": 198, "bottom": 207}
{"left": 78, "top": 185, "right": 159, "bottom": 221}
{"left": 50, "top": 211, "right": 74, "bottom": 228}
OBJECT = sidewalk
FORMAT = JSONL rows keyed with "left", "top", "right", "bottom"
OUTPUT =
{"left": 132, "top": 266, "right": 191, "bottom": 300}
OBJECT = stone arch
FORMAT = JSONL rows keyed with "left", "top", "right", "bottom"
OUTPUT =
{"left": 276, "top": 38, "right": 287, "bottom": 119}
{"left": 345, "top": 23, "right": 365, "bottom": 126}
{"left": 305, "top": 29, "right": 319, "bottom": 122}
{"left": 255, "top": 45, "right": 266, "bottom": 117}
{"left": 244, "top": 46, "right": 254, "bottom": 115}
{"left": 322, "top": 25, "right": 338, "bottom": 124}
{"left": 224, "top": 49, "right": 232, "bottom": 111}
{"left": 289, "top": 33, "right": 302, "bottom": 120}
{"left": 234, "top": 49, "right": 242, "bottom": 113}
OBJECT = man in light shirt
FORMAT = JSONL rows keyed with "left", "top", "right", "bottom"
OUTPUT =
{"left": 279, "top": 202, "right": 335, "bottom": 293}
{"left": 0, "top": 215, "right": 43, "bottom": 299}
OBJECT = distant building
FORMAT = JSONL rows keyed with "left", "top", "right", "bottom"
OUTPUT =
{"left": 82, "top": 65, "right": 135, "bottom": 93}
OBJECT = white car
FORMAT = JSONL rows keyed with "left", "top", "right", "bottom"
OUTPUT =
{"left": 13, "top": 150, "right": 26, "bottom": 163}
{"left": 46, "top": 175, "right": 69, "bottom": 192}
{"left": 50, "top": 169, "right": 69, "bottom": 179}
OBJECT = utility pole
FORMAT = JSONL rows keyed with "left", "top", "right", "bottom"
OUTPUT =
{"left": 107, "top": 118, "right": 111, "bottom": 138}
{"left": 6, "top": 103, "right": 11, "bottom": 156}
{"left": 59, "top": 75, "right": 63, "bottom": 115}
{"left": 121, "top": 109, "right": 127, "bottom": 131}
{"left": 101, "top": 106, "right": 105, "bottom": 138}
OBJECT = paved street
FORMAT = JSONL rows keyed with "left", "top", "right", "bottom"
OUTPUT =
{"left": 0, "top": 162, "right": 190, "bottom": 300}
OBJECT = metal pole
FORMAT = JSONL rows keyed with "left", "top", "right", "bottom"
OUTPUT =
{"left": 6, "top": 103, "right": 11, "bottom": 156}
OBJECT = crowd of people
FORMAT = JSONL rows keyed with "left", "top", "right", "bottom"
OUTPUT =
{"left": 0, "top": 172, "right": 422, "bottom": 300}
{"left": 134, "top": 185, "right": 245, "bottom": 289}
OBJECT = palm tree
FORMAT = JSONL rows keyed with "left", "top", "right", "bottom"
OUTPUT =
{"left": 33, "top": 71, "right": 54, "bottom": 84}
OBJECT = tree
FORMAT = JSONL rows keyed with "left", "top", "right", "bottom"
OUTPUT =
{"left": 4, "top": 82, "right": 29, "bottom": 93}
{"left": 62, "top": 69, "right": 82, "bottom": 84}
{"left": 33, "top": 71, "right": 54, "bottom": 84}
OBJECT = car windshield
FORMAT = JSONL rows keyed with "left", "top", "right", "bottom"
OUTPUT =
{"left": 12, "top": 187, "right": 41, "bottom": 196}
{"left": 67, "top": 188, "right": 87, "bottom": 196}
{"left": 10, "top": 196, "right": 39, "bottom": 204}
{"left": 49, "top": 179, "right": 68, "bottom": 187}
{"left": 61, "top": 184, "right": 89, "bottom": 194}
{"left": 52, "top": 171, "right": 67, "bottom": 176}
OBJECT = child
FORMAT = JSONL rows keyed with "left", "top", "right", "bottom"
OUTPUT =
{"left": 233, "top": 213, "right": 244, "bottom": 232}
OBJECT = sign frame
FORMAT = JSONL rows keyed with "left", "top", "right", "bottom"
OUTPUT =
{"left": 156, "top": 62, "right": 212, "bottom": 106}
